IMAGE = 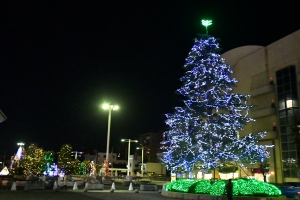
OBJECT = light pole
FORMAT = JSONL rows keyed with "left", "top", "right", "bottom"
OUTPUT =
{"left": 102, "top": 104, "right": 119, "bottom": 176}
{"left": 136, "top": 146, "right": 144, "bottom": 177}
{"left": 121, "top": 139, "right": 138, "bottom": 180}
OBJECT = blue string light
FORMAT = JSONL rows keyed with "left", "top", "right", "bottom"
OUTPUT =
{"left": 161, "top": 35, "right": 273, "bottom": 173}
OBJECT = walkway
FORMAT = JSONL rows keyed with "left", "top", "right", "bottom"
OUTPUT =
{"left": 0, "top": 190, "right": 175, "bottom": 200}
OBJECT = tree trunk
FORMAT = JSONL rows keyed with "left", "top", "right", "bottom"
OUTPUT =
{"left": 213, "top": 169, "right": 216, "bottom": 182}
{"left": 262, "top": 172, "right": 266, "bottom": 182}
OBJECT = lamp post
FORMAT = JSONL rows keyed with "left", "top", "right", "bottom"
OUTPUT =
{"left": 102, "top": 104, "right": 119, "bottom": 176}
{"left": 136, "top": 146, "right": 144, "bottom": 177}
{"left": 121, "top": 139, "right": 138, "bottom": 180}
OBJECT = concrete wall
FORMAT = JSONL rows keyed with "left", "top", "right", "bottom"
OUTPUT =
{"left": 145, "top": 162, "right": 166, "bottom": 175}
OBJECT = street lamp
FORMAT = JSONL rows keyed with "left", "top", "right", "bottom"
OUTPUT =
{"left": 102, "top": 104, "right": 119, "bottom": 176}
{"left": 121, "top": 139, "right": 138, "bottom": 180}
{"left": 136, "top": 146, "right": 144, "bottom": 177}
{"left": 17, "top": 142, "right": 25, "bottom": 147}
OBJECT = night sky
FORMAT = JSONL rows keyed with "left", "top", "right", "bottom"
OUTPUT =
{"left": 1, "top": 1, "right": 300, "bottom": 158}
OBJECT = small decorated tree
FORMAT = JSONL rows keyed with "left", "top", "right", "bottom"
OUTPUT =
{"left": 22, "top": 143, "right": 44, "bottom": 176}
{"left": 41, "top": 151, "right": 55, "bottom": 175}
{"left": 58, "top": 144, "right": 73, "bottom": 174}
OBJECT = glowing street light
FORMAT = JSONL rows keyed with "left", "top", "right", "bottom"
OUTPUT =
{"left": 102, "top": 104, "right": 119, "bottom": 176}
{"left": 136, "top": 146, "right": 144, "bottom": 177}
{"left": 121, "top": 139, "right": 138, "bottom": 180}
{"left": 17, "top": 142, "right": 25, "bottom": 147}
{"left": 201, "top": 19, "right": 212, "bottom": 34}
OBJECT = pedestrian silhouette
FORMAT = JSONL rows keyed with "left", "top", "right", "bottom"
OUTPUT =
{"left": 226, "top": 179, "right": 233, "bottom": 200}
{"left": 61, "top": 174, "right": 68, "bottom": 190}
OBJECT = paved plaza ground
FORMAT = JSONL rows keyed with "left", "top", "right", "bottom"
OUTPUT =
{"left": 0, "top": 190, "right": 175, "bottom": 200}
{"left": 0, "top": 181, "right": 293, "bottom": 200}
{"left": 0, "top": 180, "right": 171, "bottom": 200}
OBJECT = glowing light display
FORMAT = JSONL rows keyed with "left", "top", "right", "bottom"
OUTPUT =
{"left": 10, "top": 145, "right": 25, "bottom": 168}
{"left": 166, "top": 179, "right": 281, "bottom": 196}
{"left": 161, "top": 34, "right": 273, "bottom": 173}
{"left": 201, "top": 19, "right": 212, "bottom": 34}
{"left": 0, "top": 167, "right": 9, "bottom": 175}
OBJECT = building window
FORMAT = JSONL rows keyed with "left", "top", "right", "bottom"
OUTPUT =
{"left": 271, "top": 102, "right": 275, "bottom": 108}
{"left": 279, "top": 100, "right": 285, "bottom": 110}
{"left": 276, "top": 65, "right": 300, "bottom": 178}
{"left": 281, "top": 143, "right": 288, "bottom": 151}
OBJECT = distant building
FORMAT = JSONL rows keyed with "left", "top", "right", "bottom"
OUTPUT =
{"left": 84, "top": 132, "right": 166, "bottom": 176}
{"left": 138, "top": 132, "right": 163, "bottom": 162}
{"left": 71, "top": 151, "right": 84, "bottom": 162}
{"left": 84, "top": 151, "right": 142, "bottom": 176}
{"left": 95, "top": 152, "right": 126, "bottom": 166}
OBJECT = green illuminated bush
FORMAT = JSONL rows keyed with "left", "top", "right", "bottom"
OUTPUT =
{"left": 235, "top": 179, "right": 281, "bottom": 196}
{"left": 209, "top": 180, "right": 227, "bottom": 195}
{"left": 166, "top": 179, "right": 200, "bottom": 193}
{"left": 193, "top": 179, "right": 211, "bottom": 194}
{"left": 166, "top": 179, "right": 281, "bottom": 196}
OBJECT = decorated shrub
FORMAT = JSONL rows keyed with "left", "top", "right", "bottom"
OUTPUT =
{"left": 166, "top": 179, "right": 281, "bottom": 196}
{"left": 166, "top": 179, "right": 200, "bottom": 193}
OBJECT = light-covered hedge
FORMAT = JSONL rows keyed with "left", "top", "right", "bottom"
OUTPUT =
{"left": 166, "top": 179, "right": 281, "bottom": 196}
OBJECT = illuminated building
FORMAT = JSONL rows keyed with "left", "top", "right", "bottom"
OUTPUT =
{"left": 222, "top": 29, "right": 300, "bottom": 183}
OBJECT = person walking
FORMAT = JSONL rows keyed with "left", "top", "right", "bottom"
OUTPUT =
{"left": 226, "top": 179, "right": 233, "bottom": 200}
{"left": 61, "top": 174, "right": 68, "bottom": 190}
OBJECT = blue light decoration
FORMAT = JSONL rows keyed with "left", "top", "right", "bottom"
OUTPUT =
{"left": 43, "top": 163, "right": 60, "bottom": 177}
{"left": 10, "top": 145, "right": 25, "bottom": 168}
{"left": 189, "top": 171, "right": 194, "bottom": 179}
{"left": 41, "top": 151, "right": 55, "bottom": 176}
{"left": 160, "top": 34, "right": 273, "bottom": 174}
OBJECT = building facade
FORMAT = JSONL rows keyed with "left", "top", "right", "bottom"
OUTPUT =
{"left": 138, "top": 132, "right": 163, "bottom": 162}
{"left": 85, "top": 152, "right": 142, "bottom": 176}
{"left": 221, "top": 29, "right": 300, "bottom": 183}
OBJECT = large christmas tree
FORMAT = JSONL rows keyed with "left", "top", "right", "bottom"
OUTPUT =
{"left": 161, "top": 27, "right": 273, "bottom": 173}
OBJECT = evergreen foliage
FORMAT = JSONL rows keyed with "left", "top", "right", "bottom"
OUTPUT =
{"left": 41, "top": 150, "right": 54, "bottom": 173}
{"left": 161, "top": 35, "right": 273, "bottom": 173}
{"left": 22, "top": 143, "right": 45, "bottom": 175}
{"left": 57, "top": 144, "right": 73, "bottom": 174}
{"left": 79, "top": 160, "right": 91, "bottom": 175}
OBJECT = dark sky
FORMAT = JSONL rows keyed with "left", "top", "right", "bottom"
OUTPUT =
{"left": 1, "top": 1, "right": 300, "bottom": 157}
